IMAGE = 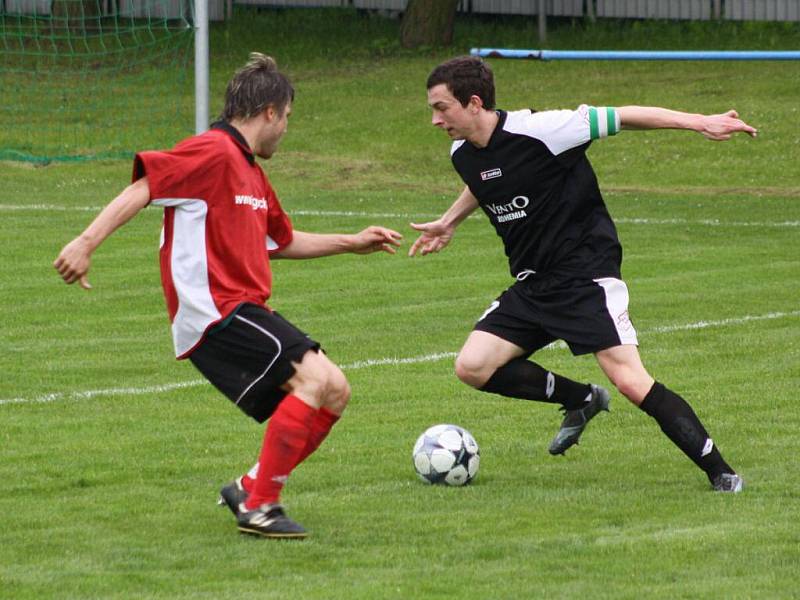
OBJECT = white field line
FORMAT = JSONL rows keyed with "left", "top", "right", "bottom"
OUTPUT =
{"left": 650, "top": 310, "right": 800, "bottom": 334}
{"left": 2, "top": 310, "right": 798, "bottom": 407}
{"left": 0, "top": 204, "right": 443, "bottom": 219}
{"left": 293, "top": 209, "right": 441, "bottom": 219}
{"left": 0, "top": 380, "right": 207, "bottom": 406}
{"left": 1, "top": 204, "right": 798, "bottom": 227}
{"left": 340, "top": 351, "right": 457, "bottom": 370}
{"left": 0, "top": 204, "right": 104, "bottom": 212}
{"left": 615, "top": 217, "right": 800, "bottom": 228}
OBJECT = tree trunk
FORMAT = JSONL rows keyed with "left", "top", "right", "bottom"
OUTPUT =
{"left": 400, "top": 0, "right": 460, "bottom": 49}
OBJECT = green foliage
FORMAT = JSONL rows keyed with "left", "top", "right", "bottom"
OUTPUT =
{"left": 1, "top": 8, "right": 799, "bottom": 599}
{"left": 3, "top": 5, "right": 800, "bottom": 161}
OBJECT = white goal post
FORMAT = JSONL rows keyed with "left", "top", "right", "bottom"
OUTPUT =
{"left": 194, "top": 0, "right": 210, "bottom": 134}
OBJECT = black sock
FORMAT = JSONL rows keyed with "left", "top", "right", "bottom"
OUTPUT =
{"left": 640, "top": 382, "right": 733, "bottom": 481}
{"left": 481, "top": 358, "right": 592, "bottom": 410}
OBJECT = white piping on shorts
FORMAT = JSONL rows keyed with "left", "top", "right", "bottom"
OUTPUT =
{"left": 594, "top": 277, "right": 639, "bottom": 346}
{"left": 232, "top": 315, "right": 283, "bottom": 406}
{"left": 516, "top": 269, "right": 537, "bottom": 281}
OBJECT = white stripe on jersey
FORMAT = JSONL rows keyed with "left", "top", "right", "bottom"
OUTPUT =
{"left": 450, "top": 139, "right": 466, "bottom": 156}
{"left": 502, "top": 105, "right": 619, "bottom": 156}
{"left": 151, "top": 198, "right": 221, "bottom": 357}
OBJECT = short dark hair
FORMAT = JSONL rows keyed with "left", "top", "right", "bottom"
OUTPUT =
{"left": 220, "top": 53, "right": 295, "bottom": 122}
{"left": 426, "top": 55, "right": 495, "bottom": 110}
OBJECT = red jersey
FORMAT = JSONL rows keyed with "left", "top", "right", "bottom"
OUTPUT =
{"left": 133, "top": 123, "right": 293, "bottom": 359}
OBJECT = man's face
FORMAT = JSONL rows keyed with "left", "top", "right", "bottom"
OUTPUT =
{"left": 427, "top": 83, "right": 478, "bottom": 141}
{"left": 255, "top": 101, "right": 291, "bottom": 159}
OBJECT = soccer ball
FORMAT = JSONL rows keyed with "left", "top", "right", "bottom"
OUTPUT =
{"left": 412, "top": 424, "right": 480, "bottom": 486}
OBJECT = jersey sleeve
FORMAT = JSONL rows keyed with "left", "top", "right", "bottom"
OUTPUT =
{"left": 506, "top": 106, "right": 620, "bottom": 156}
{"left": 266, "top": 190, "right": 293, "bottom": 255}
{"left": 133, "top": 143, "right": 223, "bottom": 204}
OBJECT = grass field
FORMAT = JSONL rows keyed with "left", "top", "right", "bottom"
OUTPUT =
{"left": 1, "top": 9, "right": 799, "bottom": 599}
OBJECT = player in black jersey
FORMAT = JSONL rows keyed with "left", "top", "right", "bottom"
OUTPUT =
{"left": 410, "top": 56, "right": 757, "bottom": 493}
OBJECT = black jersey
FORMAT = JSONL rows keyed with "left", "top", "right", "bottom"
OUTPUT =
{"left": 450, "top": 105, "right": 623, "bottom": 281}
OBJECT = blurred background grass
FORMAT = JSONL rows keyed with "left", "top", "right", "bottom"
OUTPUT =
{"left": 1, "top": 7, "right": 798, "bottom": 599}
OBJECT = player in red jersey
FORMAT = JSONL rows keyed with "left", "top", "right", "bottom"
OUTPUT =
{"left": 54, "top": 53, "right": 402, "bottom": 539}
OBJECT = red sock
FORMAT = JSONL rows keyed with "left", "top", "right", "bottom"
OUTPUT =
{"left": 240, "top": 410, "right": 339, "bottom": 494}
{"left": 296, "top": 407, "right": 341, "bottom": 465}
{"left": 245, "top": 395, "right": 316, "bottom": 510}
{"left": 241, "top": 464, "right": 259, "bottom": 493}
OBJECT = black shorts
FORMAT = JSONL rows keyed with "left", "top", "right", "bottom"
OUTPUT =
{"left": 189, "top": 304, "right": 320, "bottom": 423}
{"left": 473, "top": 275, "right": 638, "bottom": 356}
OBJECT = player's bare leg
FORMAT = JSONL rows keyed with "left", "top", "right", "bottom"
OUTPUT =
{"left": 454, "top": 330, "right": 527, "bottom": 389}
{"left": 596, "top": 344, "right": 742, "bottom": 492}
{"left": 456, "top": 331, "right": 610, "bottom": 455}
{"left": 219, "top": 352, "right": 348, "bottom": 523}
{"left": 232, "top": 350, "right": 350, "bottom": 538}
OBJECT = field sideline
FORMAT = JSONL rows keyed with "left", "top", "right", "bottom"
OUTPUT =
{"left": 2, "top": 9, "right": 799, "bottom": 600}
{"left": 1, "top": 280, "right": 797, "bottom": 408}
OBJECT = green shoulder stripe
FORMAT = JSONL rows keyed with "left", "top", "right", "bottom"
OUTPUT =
{"left": 607, "top": 107, "right": 618, "bottom": 136}
{"left": 589, "top": 106, "right": 600, "bottom": 140}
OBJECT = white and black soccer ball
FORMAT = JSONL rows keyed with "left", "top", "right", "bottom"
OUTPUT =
{"left": 412, "top": 424, "right": 480, "bottom": 486}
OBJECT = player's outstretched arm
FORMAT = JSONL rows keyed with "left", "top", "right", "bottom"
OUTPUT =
{"left": 617, "top": 106, "right": 757, "bottom": 141}
{"left": 273, "top": 226, "right": 403, "bottom": 259}
{"left": 408, "top": 185, "right": 479, "bottom": 257}
{"left": 53, "top": 177, "right": 151, "bottom": 289}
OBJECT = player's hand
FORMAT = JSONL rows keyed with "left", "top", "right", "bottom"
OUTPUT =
{"left": 53, "top": 237, "right": 93, "bottom": 290}
{"left": 699, "top": 110, "right": 758, "bottom": 141}
{"left": 351, "top": 226, "right": 403, "bottom": 255}
{"left": 408, "top": 220, "right": 455, "bottom": 257}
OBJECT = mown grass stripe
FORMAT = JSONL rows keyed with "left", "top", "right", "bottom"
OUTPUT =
{"left": 3, "top": 309, "right": 797, "bottom": 407}
{"left": 3, "top": 204, "right": 797, "bottom": 227}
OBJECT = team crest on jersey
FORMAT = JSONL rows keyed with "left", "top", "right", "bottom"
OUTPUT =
{"left": 480, "top": 168, "right": 503, "bottom": 181}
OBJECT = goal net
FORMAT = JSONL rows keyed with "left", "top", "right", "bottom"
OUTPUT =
{"left": 0, "top": 0, "right": 195, "bottom": 162}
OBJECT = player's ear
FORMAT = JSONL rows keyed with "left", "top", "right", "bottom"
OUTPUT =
{"left": 263, "top": 104, "right": 277, "bottom": 122}
{"left": 468, "top": 94, "right": 484, "bottom": 113}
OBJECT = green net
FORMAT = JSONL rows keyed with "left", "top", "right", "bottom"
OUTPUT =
{"left": 0, "top": 0, "right": 195, "bottom": 162}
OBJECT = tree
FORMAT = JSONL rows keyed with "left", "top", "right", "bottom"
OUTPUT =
{"left": 400, "top": 0, "right": 460, "bottom": 49}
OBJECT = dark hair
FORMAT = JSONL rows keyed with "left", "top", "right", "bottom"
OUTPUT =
{"left": 426, "top": 56, "right": 495, "bottom": 110}
{"left": 220, "top": 53, "right": 294, "bottom": 121}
